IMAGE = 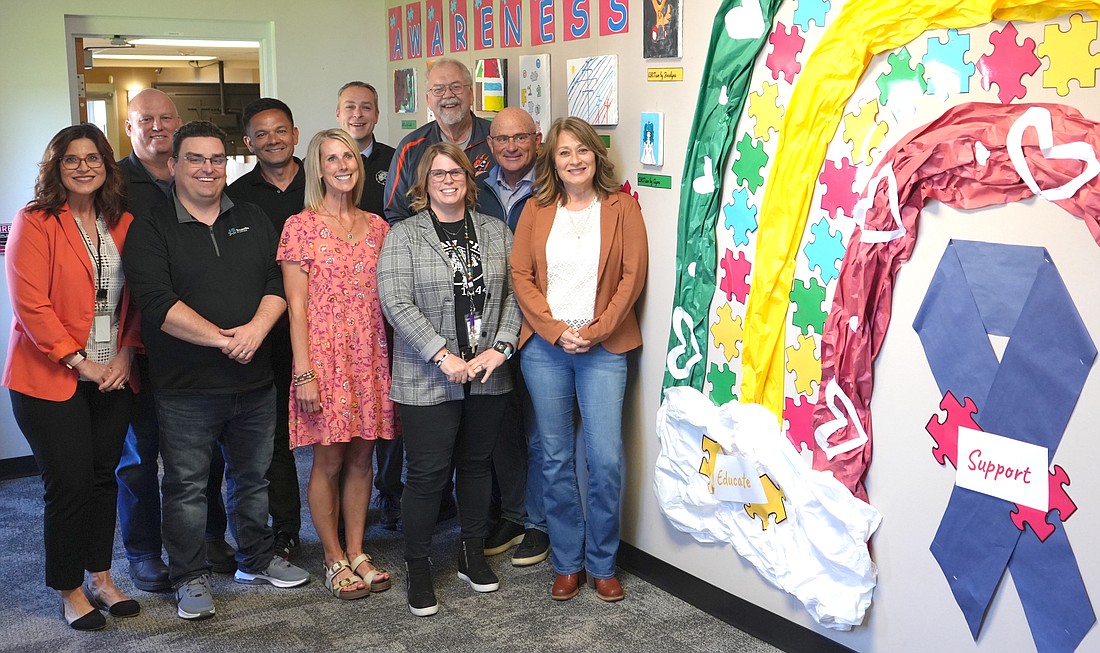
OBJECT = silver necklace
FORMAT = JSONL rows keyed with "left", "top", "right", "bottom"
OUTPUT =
{"left": 564, "top": 197, "right": 597, "bottom": 240}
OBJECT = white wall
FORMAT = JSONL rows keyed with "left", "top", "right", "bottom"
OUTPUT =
{"left": 0, "top": 1, "right": 389, "bottom": 458}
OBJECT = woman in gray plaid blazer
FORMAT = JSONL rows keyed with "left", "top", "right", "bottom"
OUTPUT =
{"left": 378, "top": 143, "right": 520, "bottom": 617}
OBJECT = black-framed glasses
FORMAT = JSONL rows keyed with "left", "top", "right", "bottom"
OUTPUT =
{"left": 179, "top": 154, "right": 228, "bottom": 167}
{"left": 427, "top": 82, "right": 470, "bottom": 97}
{"left": 428, "top": 168, "right": 467, "bottom": 182}
{"left": 489, "top": 132, "right": 537, "bottom": 145}
{"left": 60, "top": 154, "right": 104, "bottom": 169}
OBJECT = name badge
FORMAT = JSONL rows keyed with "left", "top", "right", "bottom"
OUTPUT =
{"left": 710, "top": 454, "right": 766, "bottom": 503}
{"left": 93, "top": 313, "right": 112, "bottom": 343}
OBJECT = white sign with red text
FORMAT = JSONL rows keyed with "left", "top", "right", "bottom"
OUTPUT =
{"left": 956, "top": 427, "right": 1048, "bottom": 511}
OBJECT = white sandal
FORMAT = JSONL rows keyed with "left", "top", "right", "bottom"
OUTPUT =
{"left": 349, "top": 553, "right": 391, "bottom": 593}
{"left": 324, "top": 559, "right": 369, "bottom": 600}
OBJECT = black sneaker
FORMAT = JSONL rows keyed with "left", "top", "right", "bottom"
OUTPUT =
{"left": 274, "top": 532, "right": 299, "bottom": 561}
{"left": 484, "top": 520, "right": 525, "bottom": 556}
{"left": 378, "top": 494, "right": 401, "bottom": 531}
{"left": 511, "top": 529, "right": 550, "bottom": 567}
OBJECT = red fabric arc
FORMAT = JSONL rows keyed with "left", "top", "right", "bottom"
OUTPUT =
{"left": 814, "top": 102, "right": 1100, "bottom": 499}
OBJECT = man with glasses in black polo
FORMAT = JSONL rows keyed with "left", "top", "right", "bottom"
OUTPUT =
{"left": 382, "top": 58, "right": 495, "bottom": 224}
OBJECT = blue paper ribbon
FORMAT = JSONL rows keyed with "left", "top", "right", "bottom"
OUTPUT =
{"left": 913, "top": 240, "right": 1096, "bottom": 653}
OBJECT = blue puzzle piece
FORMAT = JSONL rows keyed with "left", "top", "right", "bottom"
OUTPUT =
{"left": 793, "top": 0, "right": 830, "bottom": 32}
{"left": 722, "top": 186, "right": 759, "bottom": 247}
{"left": 803, "top": 218, "right": 846, "bottom": 284}
{"left": 924, "top": 28, "right": 975, "bottom": 96}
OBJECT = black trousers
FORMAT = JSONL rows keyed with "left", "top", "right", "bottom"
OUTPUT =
{"left": 268, "top": 324, "right": 302, "bottom": 537}
{"left": 398, "top": 391, "right": 505, "bottom": 560}
{"left": 11, "top": 383, "right": 132, "bottom": 590}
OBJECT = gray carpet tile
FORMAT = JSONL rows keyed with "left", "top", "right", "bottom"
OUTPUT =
{"left": 0, "top": 450, "right": 781, "bottom": 652}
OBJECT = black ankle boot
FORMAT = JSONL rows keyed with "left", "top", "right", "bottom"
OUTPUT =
{"left": 457, "top": 538, "right": 500, "bottom": 593}
{"left": 406, "top": 557, "right": 438, "bottom": 617}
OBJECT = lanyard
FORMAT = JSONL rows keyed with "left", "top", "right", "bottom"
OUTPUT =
{"left": 75, "top": 214, "right": 108, "bottom": 308}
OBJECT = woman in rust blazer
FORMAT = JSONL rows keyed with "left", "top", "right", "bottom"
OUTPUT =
{"left": 510, "top": 117, "right": 648, "bottom": 603}
{"left": 3, "top": 125, "right": 141, "bottom": 631}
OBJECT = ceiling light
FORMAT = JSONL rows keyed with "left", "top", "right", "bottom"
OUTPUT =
{"left": 93, "top": 53, "right": 218, "bottom": 61}
{"left": 129, "top": 38, "right": 260, "bottom": 48}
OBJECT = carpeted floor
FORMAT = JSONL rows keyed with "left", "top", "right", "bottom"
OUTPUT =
{"left": 0, "top": 449, "right": 781, "bottom": 653}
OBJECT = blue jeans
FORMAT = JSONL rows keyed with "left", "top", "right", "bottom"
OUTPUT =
{"left": 116, "top": 355, "right": 228, "bottom": 562}
{"left": 156, "top": 386, "right": 276, "bottom": 585}
{"left": 521, "top": 335, "right": 627, "bottom": 579}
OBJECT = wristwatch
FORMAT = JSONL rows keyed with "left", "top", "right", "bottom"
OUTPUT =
{"left": 64, "top": 349, "right": 87, "bottom": 369}
{"left": 493, "top": 341, "right": 514, "bottom": 360}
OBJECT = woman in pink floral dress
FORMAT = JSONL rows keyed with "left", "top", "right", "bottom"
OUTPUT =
{"left": 278, "top": 128, "right": 394, "bottom": 600}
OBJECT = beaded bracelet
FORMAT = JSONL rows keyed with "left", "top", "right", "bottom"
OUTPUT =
{"left": 293, "top": 369, "right": 318, "bottom": 386}
{"left": 435, "top": 352, "right": 450, "bottom": 367}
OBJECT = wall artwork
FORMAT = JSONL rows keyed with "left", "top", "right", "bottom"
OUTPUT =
{"left": 640, "top": 111, "right": 664, "bottom": 166}
{"left": 644, "top": 0, "right": 682, "bottom": 58}
{"left": 519, "top": 54, "right": 551, "bottom": 135}
{"left": 567, "top": 55, "right": 618, "bottom": 126}
{"left": 475, "top": 58, "right": 507, "bottom": 112}
{"left": 394, "top": 67, "right": 417, "bottom": 113}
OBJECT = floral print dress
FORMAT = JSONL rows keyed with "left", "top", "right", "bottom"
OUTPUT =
{"left": 278, "top": 209, "right": 395, "bottom": 447}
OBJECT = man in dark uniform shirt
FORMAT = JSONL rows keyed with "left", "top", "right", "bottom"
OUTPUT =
{"left": 226, "top": 97, "right": 306, "bottom": 562}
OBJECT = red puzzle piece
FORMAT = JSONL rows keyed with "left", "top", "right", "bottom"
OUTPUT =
{"left": 976, "top": 22, "right": 1041, "bottom": 103}
{"left": 783, "top": 395, "right": 816, "bottom": 454}
{"left": 924, "top": 390, "right": 979, "bottom": 468}
{"left": 818, "top": 157, "right": 860, "bottom": 220}
{"left": 766, "top": 23, "right": 805, "bottom": 83}
{"left": 719, "top": 248, "right": 752, "bottom": 304}
{"left": 1010, "top": 465, "right": 1077, "bottom": 542}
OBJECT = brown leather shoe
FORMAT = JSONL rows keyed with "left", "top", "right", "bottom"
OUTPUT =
{"left": 588, "top": 575, "right": 624, "bottom": 602}
{"left": 551, "top": 571, "right": 586, "bottom": 601}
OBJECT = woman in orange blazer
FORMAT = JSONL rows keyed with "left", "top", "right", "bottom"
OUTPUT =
{"left": 3, "top": 125, "right": 141, "bottom": 631}
{"left": 510, "top": 117, "right": 648, "bottom": 603}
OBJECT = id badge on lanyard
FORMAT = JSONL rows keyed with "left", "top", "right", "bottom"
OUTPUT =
{"left": 466, "top": 311, "right": 482, "bottom": 354}
{"left": 93, "top": 289, "right": 111, "bottom": 343}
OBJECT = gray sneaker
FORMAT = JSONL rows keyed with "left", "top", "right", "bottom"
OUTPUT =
{"left": 234, "top": 555, "right": 310, "bottom": 588}
{"left": 176, "top": 575, "right": 215, "bottom": 620}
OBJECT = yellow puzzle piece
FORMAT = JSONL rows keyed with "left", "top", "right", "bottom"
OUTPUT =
{"left": 711, "top": 303, "right": 745, "bottom": 362}
{"left": 1037, "top": 13, "right": 1100, "bottom": 96}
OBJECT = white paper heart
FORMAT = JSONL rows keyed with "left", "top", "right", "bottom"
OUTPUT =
{"left": 724, "top": 0, "right": 766, "bottom": 40}
{"left": 666, "top": 306, "right": 703, "bottom": 381}
{"left": 1006, "top": 106, "right": 1100, "bottom": 202}
{"left": 855, "top": 163, "right": 905, "bottom": 243}
{"left": 814, "top": 380, "right": 869, "bottom": 460}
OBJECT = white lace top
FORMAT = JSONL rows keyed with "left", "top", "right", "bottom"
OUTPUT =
{"left": 545, "top": 199, "right": 600, "bottom": 331}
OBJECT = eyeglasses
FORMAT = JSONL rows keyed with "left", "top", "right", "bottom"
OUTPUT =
{"left": 428, "top": 168, "right": 467, "bottom": 182}
{"left": 489, "top": 133, "right": 537, "bottom": 145}
{"left": 427, "top": 82, "right": 470, "bottom": 97}
{"left": 179, "top": 154, "right": 228, "bottom": 167}
{"left": 60, "top": 154, "right": 103, "bottom": 169}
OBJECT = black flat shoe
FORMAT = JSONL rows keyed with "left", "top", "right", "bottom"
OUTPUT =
{"left": 83, "top": 583, "right": 141, "bottom": 618}
{"left": 61, "top": 603, "right": 106, "bottom": 631}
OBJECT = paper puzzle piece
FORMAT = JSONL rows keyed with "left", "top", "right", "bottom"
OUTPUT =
{"left": 722, "top": 186, "right": 759, "bottom": 246}
{"left": 784, "top": 333, "right": 820, "bottom": 397}
{"left": 708, "top": 361, "right": 738, "bottom": 405}
{"left": 792, "top": 0, "right": 830, "bottom": 32}
{"left": 1036, "top": 13, "right": 1100, "bottom": 96}
{"left": 841, "top": 99, "right": 889, "bottom": 165}
{"left": 977, "top": 22, "right": 1041, "bottom": 104}
{"left": 1009, "top": 465, "right": 1078, "bottom": 542}
{"left": 783, "top": 394, "right": 816, "bottom": 453}
{"left": 732, "top": 134, "right": 769, "bottom": 193}
{"left": 818, "top": 157, "right": 859, "bottom": 220}
{"left": 719, "top": 248, "right": 752, "bottom": 304}
{"left": 875, "top": 47, "right": 928, "bottom": 105}
{"left": 748, "top": 81, "right": 784, "bottom": 142}
{"left": 924, "top": 390, "right": 979, "bottom": 468}
{"left": 803, "top": 218, "right": 845, "bottom": 284}
{"left": 923, "top": 28, "right": 975, "bottom": 97}
{"left": 699, "top": 434, "right": 721, "bottom": 480}
{"left": 790, "top": 277, "right": 827, "bottom": 336}
{"left": 744, "top": 474, "right": 787, "bottom": 530}
{"left": 765, "top": 22, "right": 805, "bottom": 83}
{"left": 711, "top": 303, "right": 745, "bottom": 362}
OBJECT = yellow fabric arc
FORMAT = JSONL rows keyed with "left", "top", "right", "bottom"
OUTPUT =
{"left": 740, "top": 0, "right": 1100, "bottom": 418}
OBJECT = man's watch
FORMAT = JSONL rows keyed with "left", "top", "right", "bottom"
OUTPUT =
{"left": 64, "top": 349, "right": 87, "bottom": 369}
{"left": 492, "top": 341, "right": 514, "bottom": 360}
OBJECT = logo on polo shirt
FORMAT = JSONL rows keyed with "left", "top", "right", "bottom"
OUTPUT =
{"left": 375, "top": 170, "right": 387, "bottom": 186}
{"left": 472, "top": 153, "right": 491, "bottom": 175}
{"left": 227, "top": 226, "right": 251, "bottom": 236}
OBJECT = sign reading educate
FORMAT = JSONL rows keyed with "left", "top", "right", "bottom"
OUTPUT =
{"left": 956, "top": 427, "right": 1048, "bottom": 511}
{"left": 710, "top": 454, "right": 766, "bottom": 503}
